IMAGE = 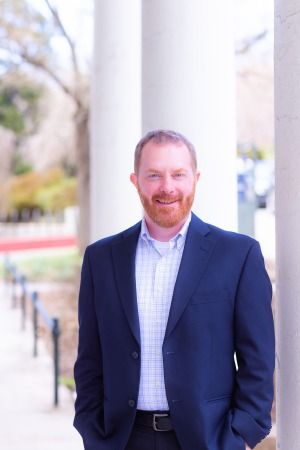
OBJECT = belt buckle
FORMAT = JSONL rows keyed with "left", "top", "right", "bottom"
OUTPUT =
{"left": 153, "top": 413, "right": 169, "bottom": 432}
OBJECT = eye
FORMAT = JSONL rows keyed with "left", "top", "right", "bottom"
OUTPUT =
{"left": 148, "top": 173, "right": 161, "bottom": 179}
{"left": 173, "top": 173, "right": 185, "bottom": 178}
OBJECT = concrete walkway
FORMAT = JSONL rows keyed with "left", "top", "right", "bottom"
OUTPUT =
{"left": 0, "top": 281, "right": 83, "bottom": 450}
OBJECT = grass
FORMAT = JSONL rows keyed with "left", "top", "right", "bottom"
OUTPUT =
{"left": 60, "top": 376, "right": 75, "bottom": 391}
{"left": 3, "top": 250, "right": 82, "bottom": 282}
{"left": 0, "top": 261, "right": 4, "bottom": 279}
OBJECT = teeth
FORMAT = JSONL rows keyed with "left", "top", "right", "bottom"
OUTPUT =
{"left": 157, "top": 200, "right": 176, "bottom": 204}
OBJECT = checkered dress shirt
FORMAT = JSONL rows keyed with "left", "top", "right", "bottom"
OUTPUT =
{"left": 135, "top": 215, "right": 191, "bottom": 411}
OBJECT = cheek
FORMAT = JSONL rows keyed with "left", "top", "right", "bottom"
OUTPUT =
{"left": 138, "top": 182, "right": 154, "bottom": 199}
{"left": 183, "top": 181, "right": 196, "bottom": 194}
{"left": 141, "top": 182, "right": 159, "bottom": 196}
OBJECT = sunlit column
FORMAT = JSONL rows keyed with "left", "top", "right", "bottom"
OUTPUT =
{"left": 91, "top": 0, "right": 141, "bottom": 241}
{"left": 275, "top": 1, "right": 300, "bottom": 449}
{"left": 142, "top": 0, "right": 237, "bottom": 230}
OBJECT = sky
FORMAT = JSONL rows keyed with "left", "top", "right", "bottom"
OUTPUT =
{"left": 234, "top": 0, "right": 273, "bottom": 40}
{"left": 50, "top": 0, "right": 93, "bottom": 61}
{"left": 30, "top": 0, "right": 93, "bottom": 69}
{"left": 33, "top": 0, "right": 273, "bottom": 69}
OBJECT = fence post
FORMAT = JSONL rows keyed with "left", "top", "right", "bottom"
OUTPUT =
{"left": 5, "top": 261, "right": 62, "bottom": 409}
{"left": 3, "top": 256, "right": 10, "bottom": 299}
{"left": 32, "top": 291, "right": 38, "bottom": 357}
{"left": 3, "top": 255, "right": 9, "bottom": 284}
{"left": 20, "top": 275, "right": 27, "bottom": 331}
{"left": 52, "top": 318, "right": 60, "bottom": 406}
{"left": 12, "top": 267, "right": 17, "bottom": 309}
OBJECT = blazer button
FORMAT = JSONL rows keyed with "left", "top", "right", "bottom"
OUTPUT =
{"left": 131, "top": 351, "right": 139, "bottom": 359}
{"left": 128, "top": 399, "right": 135, "bottom": 408}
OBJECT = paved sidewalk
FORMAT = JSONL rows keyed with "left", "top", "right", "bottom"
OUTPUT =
{"left": 0, "top": 282, "right": 83, "bottom": 450}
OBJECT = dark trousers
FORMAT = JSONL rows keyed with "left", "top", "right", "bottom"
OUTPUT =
{"left": 125, "top": 422, "right": 182, "bottom": 450}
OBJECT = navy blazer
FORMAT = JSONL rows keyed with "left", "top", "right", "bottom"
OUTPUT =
{"left": 74, "top": 213, "right": 275, "bottom": 450}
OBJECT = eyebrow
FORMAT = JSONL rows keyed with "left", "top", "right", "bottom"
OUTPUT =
{"left": 146, "top": 168, "right": 161, "bottom": 172}
{"left": 145, "top": 168, "right": 188, "bottom": 173}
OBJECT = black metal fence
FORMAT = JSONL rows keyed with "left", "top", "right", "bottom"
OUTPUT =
{"left": 4, "top": 257, "right": 61, "bottom": 407}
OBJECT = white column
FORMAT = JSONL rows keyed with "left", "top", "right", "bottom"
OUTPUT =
{"left": 142, "top": 0, "right": 237, "bottom": 230}
{"left": 275, "top": 1, "right": 300, "bottom": 448}
{"left": 91, "top": 0, "right": 141, "bottom": 241}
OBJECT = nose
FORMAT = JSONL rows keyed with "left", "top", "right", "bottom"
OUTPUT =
{"left": 159, "top": 174, "right": 175, "bottom": 194}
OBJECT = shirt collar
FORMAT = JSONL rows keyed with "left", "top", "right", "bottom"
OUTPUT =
{"left": 140, "top": 213, "right": 191, "bottom": 251}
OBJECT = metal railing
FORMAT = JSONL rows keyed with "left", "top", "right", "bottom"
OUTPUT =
{"left": 4, "top": 257, "right": 61, "bottom": 406}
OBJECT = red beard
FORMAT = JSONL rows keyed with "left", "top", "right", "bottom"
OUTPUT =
{"left": 138, "top": 189, "right": 195, "bottom": 228}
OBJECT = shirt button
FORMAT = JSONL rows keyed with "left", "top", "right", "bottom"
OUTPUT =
{"left": 128, "top": 399, "right": 135, "bottom": 408}
{"left": 131, "top": 351, "right": 139, "bottom": 359}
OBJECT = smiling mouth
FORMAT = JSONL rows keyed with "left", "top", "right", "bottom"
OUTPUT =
{"left": 156, "top": 199, "right": 178, "bottom": 205}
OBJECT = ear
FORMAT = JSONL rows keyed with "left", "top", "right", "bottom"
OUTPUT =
{"left": 195, "top": 171, "right": 201, "bottom": 183}
{"left": 130, "top": 172, "right": 138, "bottom": 188}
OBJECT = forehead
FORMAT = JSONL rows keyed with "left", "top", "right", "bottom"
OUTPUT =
{"left": 140, "top": 141, "right": 193, "bottom": 170}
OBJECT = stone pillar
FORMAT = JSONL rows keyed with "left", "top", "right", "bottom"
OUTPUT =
{"left": 142, "top": 0, "right": 237, "bottom": 230}
{"left": 275, "top": 1, "right": 300, "bottom": 448}
{"left": 91, "top": 0, "right": 141, "bottom": 241}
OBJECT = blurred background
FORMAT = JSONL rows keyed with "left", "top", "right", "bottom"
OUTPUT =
{"left": 0, "top": 1, "right": 275, "bottom": 449}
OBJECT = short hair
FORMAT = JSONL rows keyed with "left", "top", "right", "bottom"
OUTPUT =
{"left": 134, "top": 129, "right": 197, "bottom": 173}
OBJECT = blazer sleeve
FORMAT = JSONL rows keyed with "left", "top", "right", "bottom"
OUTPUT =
{"left": 231, "top": 241, "right": 275, "bottom": 449}
{"left": 73, "top": 247, "right": 105, "bottom": 446}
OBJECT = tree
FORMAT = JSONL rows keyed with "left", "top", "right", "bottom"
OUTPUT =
{"left": 235, "top": 30, "right": 269, "bottom": 55}
{"left": 0, "top": 77, "right": 40, "bottom": 135}
{"left": 0, "top": 126, "right": 15, "bottom": 217}
{"left": 0, "top": 71, "right": 42, "bottom": 175}
{"left": 0, "top": 71, "right": 41, "bottom": 219}
{"left": 0, "top": 0, "right": 91, "bottom": 252}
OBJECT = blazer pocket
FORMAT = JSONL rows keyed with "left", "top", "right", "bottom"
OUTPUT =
{"left": 190, "top": 288, "right": 230, "bottom": 305}
{"left": 206, "top": 394, "right": 232, "bottom": 404}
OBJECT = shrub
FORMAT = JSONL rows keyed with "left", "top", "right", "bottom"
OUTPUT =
{"left": 6, "top": 167, "right": 77, "bottom": 217}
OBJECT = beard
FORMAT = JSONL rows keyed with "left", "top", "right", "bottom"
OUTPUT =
{"left": 137, "top": 187, "right": 196, "bottom": 228}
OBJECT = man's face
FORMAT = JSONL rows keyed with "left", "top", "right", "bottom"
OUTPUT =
{"left": 130, "top": 140, "right": 200, "bottom": 228}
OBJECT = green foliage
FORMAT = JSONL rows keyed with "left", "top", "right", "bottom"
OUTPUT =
{"left": 0, "top": 261, "right": 4, "bottom": 280}
{"left": 11, "top": 151, "right": 33, "bottom": 175}
{"left": 0, "top": 75, "right": 43, "bottom": 135}
{"left": 19, "top": 84, "right": 41, "bottom": 103}
{"left": 0, "top": 99, "right": 24, "bottom": 133}
{"left": 35, "top": 168, "right": 77, "bottom": 212}
{"left": 0, "top": 0, "right": 47, "bottom": 136}
{"left": 60, "top": 376, "right": 76, "bottom": 391}
{"left": 237, "top": 144, "right": 274, "bottom": 161}
{"left": 0, "top": 0, "right": 90, "bottom": 251}
{"left": 9, "top": 171, "right": 42, "bottom": 210}
{"left": 16, "top": 250, "right": 81, "bottom": 282}
{"left": 7, "top": 167, "right": 77, "bottom": 214}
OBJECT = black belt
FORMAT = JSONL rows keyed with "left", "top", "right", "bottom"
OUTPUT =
{"left": 135, "top": 410, "right": 173, "bottom": 432}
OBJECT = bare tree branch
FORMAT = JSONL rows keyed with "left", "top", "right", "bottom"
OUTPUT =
{"left": 11, "top": 47, "right": 82, "bottom": 107}
{"left": 236, "top": 30, "right": 269, "bottom": 55}
{"left": 43, "top": 0, "right": 79, "bottom": 75}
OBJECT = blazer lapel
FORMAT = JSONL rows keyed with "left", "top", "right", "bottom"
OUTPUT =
{"left": 164, "top": 214, "right": 216, "bottom": 340}
{"left": 112, "top": 223, "right": 141, "bottom": 345}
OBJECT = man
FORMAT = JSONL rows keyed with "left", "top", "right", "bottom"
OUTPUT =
{"left": 74, "top": 130, "right": 275, "bottom": 450}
